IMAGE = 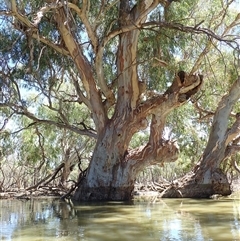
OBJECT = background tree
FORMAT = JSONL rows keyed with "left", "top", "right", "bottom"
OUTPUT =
{"left": 0, "top": 91, "right": 94, "bottom": 192}
{"left": 0, "top": 0, "right": 239, "bottom": 200}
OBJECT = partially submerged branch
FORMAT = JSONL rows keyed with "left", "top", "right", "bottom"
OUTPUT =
{"left": 26, "top": 163, "right": 64, "bottom": 191}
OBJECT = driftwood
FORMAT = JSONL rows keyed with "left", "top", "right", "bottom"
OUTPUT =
{"left": 27, "top": 163, "right": 65, "bottom": 191}
{"left": 1, "top": 176, "right": 239, "bottom": 200}
{"left": 0, "top": 186, "right": 66, "bottom": 199}
{"left": 0, "top": 165, "right": 88, "bottom": 200}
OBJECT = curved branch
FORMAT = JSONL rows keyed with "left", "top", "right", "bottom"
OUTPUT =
{"left": 67, "top": 1, "right": 115, "bottom": 105}
{"left": 100, "top": 0, "right": 172, "bottom": 49}
{"left": 32, "top": 34, "right": 69, "bottom": 56}
{"left": 67, "top": 2, "right": 98, "bottom": 52}
{"left": 27, "top": 163, "right": 65, "bottom": 190}
{"left": 4, "top": 1, "right": 70, "bottom": 56}
{"left": 226, "top": 113, "right": 240, "bottom": 145}
{"left": 191, "top": 10, "right": 240, "bottom": 74}
{"left": 70, "top": 71, "right": 91, "bottom": 109}
{"left": 142, "top": 21, "right": 239, "bottom": 48}
{"left": 56, "top": 8, "right": 107, "bottom": 133}
{"left": 6, "top": 104, "right": 97, "bottom": 138}
{"left": 99, "top": 17, "right": 238, "bottom": 54}
{"left": 127, "top": 139, "right": 179, "bottom": 175}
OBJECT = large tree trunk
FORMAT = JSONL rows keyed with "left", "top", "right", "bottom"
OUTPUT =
{"left": 161, "top": 77, "right": 240, "bottom": 198}
{"left": 73, "top": 119, "right": 180, "bottom": 201}
{"left": 7, "top": 0, "right": 205, "bottom": 201}
{"left": 73, "top": 72, "right": 202, "bottom": 201}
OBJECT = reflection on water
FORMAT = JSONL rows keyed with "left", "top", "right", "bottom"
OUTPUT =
{"left": 0, "top": 193, "right": 240, "bottom": 241}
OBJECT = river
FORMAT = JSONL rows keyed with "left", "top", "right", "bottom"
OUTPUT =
{"left": 0, "top": 193, "right": 240, "bottom": 241}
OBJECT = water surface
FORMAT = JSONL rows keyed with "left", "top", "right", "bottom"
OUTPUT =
{"left": 0, "top": 193, "right": 240, "bottom": 241}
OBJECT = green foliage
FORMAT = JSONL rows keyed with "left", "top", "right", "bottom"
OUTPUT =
{"left": 129, "top": 131, "right": 149, "bottom": 149}
{"left": 163, "top": 103, "right": 207, "bottom": 175}
{"left": 0, "top": 0, "right": 239, "bottom": 189}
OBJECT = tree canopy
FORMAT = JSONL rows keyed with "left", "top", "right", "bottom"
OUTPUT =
{"left": 0, "top": 0, "right": 240, "bottom": 200}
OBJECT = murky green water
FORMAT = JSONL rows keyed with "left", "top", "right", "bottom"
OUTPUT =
{"left": 0, "top": 193, "right": 240, "bottom": 241}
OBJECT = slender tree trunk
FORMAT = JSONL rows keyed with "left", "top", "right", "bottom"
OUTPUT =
{"left": 162, "top": 77, "right": 240, "bottom": 198}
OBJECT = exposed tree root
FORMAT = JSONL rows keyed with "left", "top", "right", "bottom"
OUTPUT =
{"left": 134, "top": 171, "right": 233, "bottom": 198}
{"left": 1, "top": 169, "right": 237, "bottom": 200}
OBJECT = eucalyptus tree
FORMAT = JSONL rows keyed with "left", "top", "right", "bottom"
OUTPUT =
{"left": 0, "top": 0, "right": 239, "bottom": 200}
{"left": 0, "top": 89, "right": 94, "bottom": 190}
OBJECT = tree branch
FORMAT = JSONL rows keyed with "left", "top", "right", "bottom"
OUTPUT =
{"left": 2, "top": 1, "right": 70, "bottom": 56}
{"left": 27, "top": 163, "right": 65, "bottom": 190}
{"left": 55, "top": 8, "right": 107, "bottom": 133}
{"left": 203, "top": 76, "right": 240, "bottom": 158}
{"left": 67, "top": 2, "right": 98, "bottom": 52}
{"left": 142, "top": 21, "right": 239, "bottom": 49}
{"left": 226, "top": 113, "right": 240, "bottom": 146}
{"left": 4, "top": 103, "right": 97, "bottom": 138}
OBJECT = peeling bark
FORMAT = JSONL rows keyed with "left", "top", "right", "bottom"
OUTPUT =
{"left": 73, "top": 72, "right": 201, "bottom": 201}
{"left": 162, "top": 77, "right": 240, "bottom": 198}
{"left": 55, "top": 9, "right": 107, "bottom": 134}
{"left": 5, "top": 0, "right": 234, "bottom": 201}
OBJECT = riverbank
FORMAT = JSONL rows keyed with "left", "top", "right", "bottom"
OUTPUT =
{"left": 1, "top": 179, "right": 239, "bottom": 200}
{"left": 0, "top": 186, "right": 64, "bottom": 199}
